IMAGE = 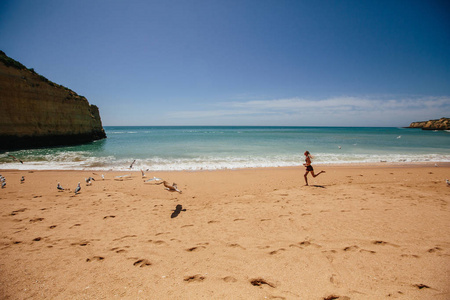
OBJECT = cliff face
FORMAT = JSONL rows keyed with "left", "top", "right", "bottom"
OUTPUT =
{"left": 0, "top": 51, "right": 106, "bottom": 150}
{"left": 408, "top": 118, "right": 449, "bottom": 130}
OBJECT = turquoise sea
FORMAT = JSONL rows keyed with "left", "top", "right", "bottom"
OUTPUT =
{"left": 1, "top": 126, "right": 449, "bottom": 171}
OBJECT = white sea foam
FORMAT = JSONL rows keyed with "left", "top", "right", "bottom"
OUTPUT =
{"left": 1, "top": 153, "right": 449, "bottom": 171}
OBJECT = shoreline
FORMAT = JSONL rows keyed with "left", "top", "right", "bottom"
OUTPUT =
{"left": 1, "top": 164, "right": 449, "bottom": 299}
{"left": 1, "top": 160, "right": 450, "bottom": 173}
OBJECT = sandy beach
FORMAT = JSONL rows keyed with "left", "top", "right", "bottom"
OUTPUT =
{"left": 0, "top": 164, "right": 449, "bottom": 299}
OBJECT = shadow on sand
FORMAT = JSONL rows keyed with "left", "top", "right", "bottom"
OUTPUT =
{"left": 171, "top": 204, "right": 186, "bottom": 218}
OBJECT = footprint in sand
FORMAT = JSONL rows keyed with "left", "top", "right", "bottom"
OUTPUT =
{"left": 343, "top": 245, "right": 359, "bottom": 252}
{"left": 113, "top": 235, "right": 137, "bottom": 241}
{"left": 250, "top": 278, "right": 276, "bottom": 288}
{"left": 110, "top": 247, "right": 127, "bottom": 254}
{"left": 103, "top": 215, "right": 116, "bottom": 219}
{"left": 71, "top": 241, "right": 90, "bottom": 246}
{"left": 372, "top": 240, "right": 399, "bottom": 247}
{"left": 413, "top": 283, "right": 430, "bottom": 289}
{"left": 86, "top": 256, "right": 105, "bottom": 262}
{"left": 222, "top": 276, "right": 237, "bottom": 283}
{"left": 227, "top": 243, "right": 246, "bottom": 250}
{"left": 133, "top": 259, "right": 152, "bottom": 267}
{"left": 147, "top": 240, "right": 168, "bottom": 246}
{"left": 10, "top": 208, "right": 27, "bottom": 215}
{"left": 29, "top": 217, "right": 44, "bottom": 223}
{"left": 323, "top": 295, "right": 350, "bottom": 300}
{"left": 427, "top": 246, "right": 442, "bottom": 253}
{"left": 186, "top": 246, "right": 206, "bottom": 252}
{"left": 269, "top": 248, "right": 286, "bottom": 255}
{"left": 184, "top": 274, "right": 205, "bottom": 282}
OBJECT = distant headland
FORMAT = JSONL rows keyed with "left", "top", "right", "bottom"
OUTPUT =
{"left": 408, "top": 117, "right": 449, "bottom": 130}
{"left": 0, "top": 51, "right": 106, "bottom": 150}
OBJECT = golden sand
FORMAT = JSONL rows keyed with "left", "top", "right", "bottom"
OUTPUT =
{"left": 1, "top": 164, "right": 449, "bottom": 299}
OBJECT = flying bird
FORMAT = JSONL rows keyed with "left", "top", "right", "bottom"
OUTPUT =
{"left": 8, "top": 154, "right": 23, "bottom": 164}
{"left": 129, "top": 159, "right": 136, "bottom": 169}
{"left": 141, "top": 170, "right": 146, "bottom": 178}
{"left": 75, "top": 182, "right": 81, "bottom": 194}
{"left": 163, "top": 181, "right": 182, "bottom": 193}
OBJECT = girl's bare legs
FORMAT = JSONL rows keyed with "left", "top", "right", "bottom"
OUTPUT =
{"left": 305, "top": 170, "right": 325, "bottom": 186}
{"left": 311, "top": 170, "right": 325, "bottom": 178}
{"left": 304, "top": 171, "right": 309, "bottom": 185}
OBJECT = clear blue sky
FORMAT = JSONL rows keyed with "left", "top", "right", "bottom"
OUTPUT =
{"left": 1, "top": 0, "right": 449, "bottom": 126}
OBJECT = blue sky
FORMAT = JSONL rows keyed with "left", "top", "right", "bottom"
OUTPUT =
{"left": 1, "top": 0, "right": 449, "bottom": 126}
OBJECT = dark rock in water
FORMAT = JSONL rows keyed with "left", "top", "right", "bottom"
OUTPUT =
{"left": 408, "top": 118, "right": 449, "bottom": 130}
{"left": 0, "top": 51, "right": 106, "bottom": 150}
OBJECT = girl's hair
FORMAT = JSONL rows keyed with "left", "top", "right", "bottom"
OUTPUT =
{"left": 305, "top": 151, "right": 314, "bottom": 159}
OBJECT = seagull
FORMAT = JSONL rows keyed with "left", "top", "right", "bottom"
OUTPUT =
{"left": 8, "top": 154, "right": 23, "bottom": 164}
{"left": 20, "top": 176, "right": 25, "bottom": 183}
{"left": 446, "top": 179, "right": 450, "bottom": 186}
{"left": 115, "top": 174, "right": 131, "bottom": 178}
{"left": 141, "top": 170, "right": 146, "bottom": 178}
{"left": 145, "top": 176, "right": 163, "bottom": 182}
{"left": 338, "top": 146, "right": 341, "bottom": 149}
{"left": 57, "top": 182, "right": 65, "bottom": 191}
{"left": 1, "top": 181, "right": 5, "bottom": 189}
{"left": 129, "top": 159, "right": 136, "bottom": 169}
{"left": 101, "top": 174, "right": 105, "bottom": 180}
{"left": 85, "top": 178, "right": 92, "bottom": 186}
{"left": 163, "top": 181, "right": 182, "bottom": 193}
{"left": 396, "top": 136, "right": 402, "bottom": 139}
{"left": 75, "top": 182, "right": 81, "bottom": 194}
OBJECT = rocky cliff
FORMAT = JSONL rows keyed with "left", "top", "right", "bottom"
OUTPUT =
{"left": 0, "top": 51, "right": 106, "bottom": 150}
{"left": 408, "top": 117, "right": 449, "bottom": 130}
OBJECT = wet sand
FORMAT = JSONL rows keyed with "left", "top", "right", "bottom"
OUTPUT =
{"left": 0, "top": 164, "right": 449, "bottom": 299}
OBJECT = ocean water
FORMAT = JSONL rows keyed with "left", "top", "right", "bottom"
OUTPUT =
{"left": 1, "top": 126, "right": 449, "bottom": 171}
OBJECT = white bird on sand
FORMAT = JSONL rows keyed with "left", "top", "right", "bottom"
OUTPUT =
{"left": 101, "top": 174, "right": 105, "bottom": 180}
{"left": 145, "top": 176, "right": 163, "bottom": 182}
{"left": 141, "top": 170, "right": 146, "bottom": 178}
{"left": 75, "top": 182, "right": 81, "bottom": 194}
{"left": 163, "top": 181, "right": 182, "bottom": 193}
{"left": 1, "top": 181, "right": 5, "bottom": 189}
{"left": 57, "top": 182, "right": 65, "bottom": 191}
{"left": 115, "top": 174, "right": 131, "bottom": 178}
{"left": 446, "top": 179, "right": 450, "bottom": 186}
